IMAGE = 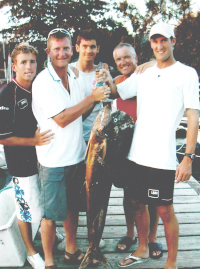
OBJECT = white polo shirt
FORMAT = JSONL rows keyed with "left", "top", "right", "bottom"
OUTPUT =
{"left": 117, "top": 62, "right": 199, "bottom": 170}
{"left": 32, "top": 62, "right": 86, "bottom": 167}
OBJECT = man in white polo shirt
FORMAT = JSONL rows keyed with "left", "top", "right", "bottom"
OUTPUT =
{"left": 32, "top": 29, "right": 110, "bottom": 268}
{"left": 96, "top": 22, "right": 199, "bottom": 269}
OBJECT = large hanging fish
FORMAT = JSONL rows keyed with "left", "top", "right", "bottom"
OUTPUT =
{"left": 79, "top": 105, "right": 134, "bottom": 269}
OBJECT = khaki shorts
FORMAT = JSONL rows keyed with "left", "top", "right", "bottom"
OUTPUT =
{"left": 13, "top": 174, "right": 43, "bottom": 222}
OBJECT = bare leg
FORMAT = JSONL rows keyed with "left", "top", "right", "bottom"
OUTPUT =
{"left": 40, "top": 218, "right": 56, "bottom": 266}
{"left": 63, "top": 210, "right": 84, "bottom": 261}
{"left": 117, "top": 190, "right": 136, "bottom": 251}
{"left": 157, "top": 204, "right": 178, "bottom": 269}
{"left": 148, "top": 205, "right": 159, "bottom": 242}
{"left": 148, "top": 205, "right": 161, "bottom": 257}
{"left": 17, "top": 219, "right": 36, "bottom": 256}
{"left": 119, "top": 202, "right": 150, "bottom": 266}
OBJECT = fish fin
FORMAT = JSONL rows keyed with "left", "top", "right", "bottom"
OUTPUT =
{"left": 79, "top": 247, "right": 113, "bottom": 269}
{"left": 85, "top": 141, "right": 90, "bottom": 161}
{"left": 79, "top": 247, "right": 93, "bottom": 269}
{"left": 101, "top": 139, "right": 107, "bottom": 162}
{"left": 95, "top": 247, "right": 113, "bottom": 269}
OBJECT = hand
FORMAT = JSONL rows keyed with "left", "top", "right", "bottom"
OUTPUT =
{"left": 33, "top": 128, "right": 55, "bottom": 146}
{"left": 134, "top": 61, "right": 156, "bottom": 74}
{"left": 92, "top": 85, "right": 111, "bottom": 102}
{"left": 175, "top": 157, "right": 192, "bottom": 183}
{"left": 95, "top": 69, "right": 112, "bottom": 85}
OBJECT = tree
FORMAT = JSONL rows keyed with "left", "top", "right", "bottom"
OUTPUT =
{"left": 119, "top": 0, "right": 193, "bottom": 38}
{"left": 0, "top": 0, "right": 120, "bottom": 41}
{"left": 174, "top": 12, "right": 200, "bottom": 77}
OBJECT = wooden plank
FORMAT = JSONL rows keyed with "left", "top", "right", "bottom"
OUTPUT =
{"left": 48, "top": 251, "right": 200, "bottom": 268}
{"left": 56, "top": 212, "right": 200, "bottom": 227}
{"left": 33, "top": 236, "right": 200, "bottom": 253}
{"left": 55, "top": 223, "right": 200, "bottom": 239}
{"left": 6, "top": 248, "right": 200, "bottom": 269}
{"left": 73, "top": 212, "right": 200, "bottom": 226}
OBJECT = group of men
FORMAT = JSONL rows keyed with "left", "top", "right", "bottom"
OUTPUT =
{"left": 0, "top": 22, "right": 199, "bottom": 269}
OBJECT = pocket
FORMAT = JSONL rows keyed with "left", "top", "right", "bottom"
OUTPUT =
{"left": 39, "top": 165, "right": 64, "bottom": 182}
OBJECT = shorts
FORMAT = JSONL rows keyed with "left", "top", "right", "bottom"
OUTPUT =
{"left": 39, "top": 161, "right": 85, "bottom": 221}
{"left": 125, "top": 160, "right": 175, "bottom": 206}
{"left": 12, "top": 174, "right": 43, "bottom": 223}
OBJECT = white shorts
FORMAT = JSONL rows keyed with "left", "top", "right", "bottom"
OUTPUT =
{"left": 12, "top": 174, "right": 44, "bottom": 223}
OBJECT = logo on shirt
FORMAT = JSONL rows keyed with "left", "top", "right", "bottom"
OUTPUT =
{"left": 91, "top": 80, "right": 96, "bottom": 87}
{"left": 0, "top": 106, "right": 9, "bottom": 110}
{"left": 148, "top": 189, "right": 159, "bottom": 198}
{"left": 17, "top": 99, "right": 28, "bottom": 109}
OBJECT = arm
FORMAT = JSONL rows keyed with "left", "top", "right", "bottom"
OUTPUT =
{"left": 175, "top": 109, "right": 199, "bottom": 183}
{"left": 53, "top": 85, "right": 110, "bottom": 128}
{"left": 0, "top": 128, "right": 54, "bottom": 146}
{"left": 95, "top": 69, "right": 119, "bottom": 99}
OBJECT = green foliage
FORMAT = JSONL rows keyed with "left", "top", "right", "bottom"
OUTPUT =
{"left": 174, "top": 12, "right": 200, "bottom": 77}
{"left": 0, "top": 0, "right": 119, "bottom": 41}
{"left": 0, "top": 0, "right": 199, "bottom": 77}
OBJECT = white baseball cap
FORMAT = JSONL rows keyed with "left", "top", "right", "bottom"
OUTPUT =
{"left": 149, "top": 22, "right": 175, "bottom": 40}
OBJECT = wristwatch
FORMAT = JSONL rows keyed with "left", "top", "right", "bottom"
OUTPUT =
{"left": 184, "top": 153, "right": 195, "bottom": 160}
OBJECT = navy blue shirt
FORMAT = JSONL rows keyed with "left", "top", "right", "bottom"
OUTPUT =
{"left": 0, "top": 79, "right": 38, "bottom": 177}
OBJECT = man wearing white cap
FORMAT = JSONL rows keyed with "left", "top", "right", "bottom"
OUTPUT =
{"left": 96, "top": 22, "right": 199, "bottom": 269}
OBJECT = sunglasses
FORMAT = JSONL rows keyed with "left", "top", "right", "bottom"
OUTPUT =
{"left": 48, "top": 28, "right": 71, "bottom": 39}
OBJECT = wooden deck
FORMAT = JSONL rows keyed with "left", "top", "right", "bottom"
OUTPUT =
{"left": 3, "top": 177, "right": 200, "bottom": 269}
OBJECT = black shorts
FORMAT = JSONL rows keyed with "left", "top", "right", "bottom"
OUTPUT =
{"left": 124, "top": 160, "right": 175, "bottom": 206}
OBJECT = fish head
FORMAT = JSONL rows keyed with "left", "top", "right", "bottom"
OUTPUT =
{"left": 105, "top": 109, "right": 135, "bottom": 163}
{"left": 93, "top": 105, "right": 112, "bottom": 134}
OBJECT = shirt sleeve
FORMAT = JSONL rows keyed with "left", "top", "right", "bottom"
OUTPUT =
{"left": 0, "top": 86, "right": 14, "bottom": 139}
{"left": 117, "top": 73, "right": 138, "bottom": 100}
{"left": 182, "top": 67, "right": 199, "bottom": 110}
{"left": 32, "top": 75, "right": 66, "bottom": 119}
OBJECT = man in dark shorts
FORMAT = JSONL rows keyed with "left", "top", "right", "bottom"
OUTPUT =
{"left": 113, "top": 43, "right": 162, "bottom": 259}
{"left": 96, "top": 22, "right": 199, "bottom": 269}
{"left": 32, "top": 29, "right": 110, "bottom": 268}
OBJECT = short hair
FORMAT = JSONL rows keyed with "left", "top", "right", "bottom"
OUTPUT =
{"left": 11, "top": 43, "right": 38, "bottom": 63}
{"left": 76, "top": 29, "right": 99, "bottom": 46}
{"left": 113, "top": 43, "right": 136, "bottom": 60}
{"left": 47, "top": 30, "right": 72, "bottom": 49}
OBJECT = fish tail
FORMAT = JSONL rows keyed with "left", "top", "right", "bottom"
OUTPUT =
{"left": 79, "top": 247, "right": 112, "bottom": 269}
{"left": 79, "top": 247, "right": 93, "bottom": 269}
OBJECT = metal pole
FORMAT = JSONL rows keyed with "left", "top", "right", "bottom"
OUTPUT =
{"left": 2, "top": 37, "right": 7, "bottom": 79}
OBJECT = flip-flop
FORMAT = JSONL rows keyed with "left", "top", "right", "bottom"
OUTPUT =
{"left": 117, "top": 254, "right": 150, "bottom": 268}
{"left": 116, "top": 236, "right": 137, "bottom": 253}
{"left": 149, "top": 242, "right": 163, "bottom": 259}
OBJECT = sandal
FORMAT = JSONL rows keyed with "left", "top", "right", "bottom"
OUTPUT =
{"left": 149, "top": 242, "right": 163, "bottom": 259}
{"left": 64, "top": 249, "right": 84, "bottom": 265}
{"left": 116, "top": 236, "right": 137, "bottom": 253}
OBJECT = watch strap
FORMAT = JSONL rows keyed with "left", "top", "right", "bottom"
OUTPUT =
{"left": 184, "top": 153, "right": 195, "bottom": 160}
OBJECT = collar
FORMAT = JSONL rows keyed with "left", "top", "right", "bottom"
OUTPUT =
{"left": 47, "top": 62, "right": 76, "bottom": 81}
{"left": 12, "top": 78, "right": 32, "bottom": 93}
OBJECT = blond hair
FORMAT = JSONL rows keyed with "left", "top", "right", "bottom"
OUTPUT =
{"left": 11, "top": 43, "right": 38, "bottom": 63}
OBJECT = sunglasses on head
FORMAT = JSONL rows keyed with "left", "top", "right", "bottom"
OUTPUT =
{"left": 48, "top": 28, "right": 71, "bottom": 39}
